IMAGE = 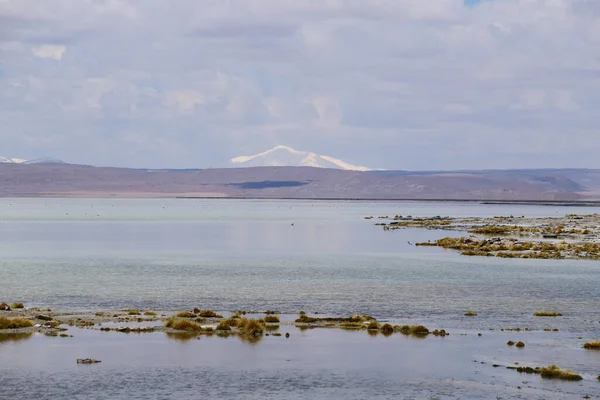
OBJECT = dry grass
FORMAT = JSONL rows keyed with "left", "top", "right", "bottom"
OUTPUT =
{"left": 175, "top": 311, "right": 197, "bottom": 318}
{"left": 367, "top": 321, "right": 379, "bottom": 330}
{"left": 533, "top": 311, "right": 562, "bottom": 317}
{"left": 0, "top": 317, "right": 34, "bottom": 329}
{"left": 143, "top": 311, "right": 157, "bottom": 316}
{"left": 127, "top": 309, "right": 141, "bottom": 315}
{"left": 198, "top": 310, "right": 223, "bottom": 318}
{"left": 539, "top": 365, "right": 583, "bottom": 381}
{"left": 396, "top": 325, "right": 430, "bottom": 336}
{"left": 165, "top": 317, "right": 202, "bottom": 332}
{"left": 11, "top": 303, "right": 25, "bottom": 309}
{"left": 216, "top": 321, "right": 231, "bottom": 331}
{"left": 237, "top": 319, "right": 264, "bottom": 335}
{"left": 583, "top": 341, "right": 600, "bottom": 350}
{"left": 339, "top": 321, "right": 363, "bottom": 328}
{"left": 264, "top": 315, "right": 280, "bottom": 323}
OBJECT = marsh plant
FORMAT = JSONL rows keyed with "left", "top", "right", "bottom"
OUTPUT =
{"left": 533, "top": 311, "right": 562, "bottom": 317}
{"left": 539, "top": 365, "right": 583, "bottom": 381}
{"left": 583, "top": 341, "right": 600, "bottom": 350}
{"left": 0, "top": 317, "right": 34, "bottom": 329}
{"left": 165, "top": 317, "right": 202, "bottom": 332}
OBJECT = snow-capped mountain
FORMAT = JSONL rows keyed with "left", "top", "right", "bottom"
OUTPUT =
{"left": 0, "top": 156, "right": 66, "bottom": 164}
{"left": 230, "top": 145, "right": 371, "bottom": 171}
{"left": 0, "top": 156, "right": 27, "bottom": 164}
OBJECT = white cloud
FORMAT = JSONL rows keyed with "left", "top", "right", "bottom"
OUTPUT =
{"left": 32, "top": 45, "right": 66, "bottom": 60}
{"left": 0, "top": 0, "right": 599, "bottom": 169}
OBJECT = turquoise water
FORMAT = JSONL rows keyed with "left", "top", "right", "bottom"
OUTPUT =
{"left": 1, "top": 199, "right": 599, "bottom": 399}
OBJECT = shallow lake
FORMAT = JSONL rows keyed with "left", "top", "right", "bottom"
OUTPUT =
{"left": 1, "top": 199, "right": 599, "bottom": 399}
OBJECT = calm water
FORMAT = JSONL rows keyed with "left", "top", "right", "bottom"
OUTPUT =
{"left": 1, "top": 199, "right": 599, "bottom": 399}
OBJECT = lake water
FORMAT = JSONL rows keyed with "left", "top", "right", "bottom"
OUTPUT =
{"left": 1, "top": 198, "right": 599, "bottom": 399}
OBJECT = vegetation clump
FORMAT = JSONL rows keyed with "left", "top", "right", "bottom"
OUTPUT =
{"left": 237, "top": 319, "right": 264, "bottom": 336}
{"left": 0, "top": 317, "right": 34, "bottom": 329}
{"left": 533, "top": 311, "right": 562, "bottom": 317}
{"left": 367, "top": 321, "right": 379, "bottom": 330}
{"left": 464, "top": 312, "right": 477, "bottom": 317}
{"left": 198, "top": 310, "right": 223, "bottom": 318}
{"left": 216, "top": 321, "right": 231, "bottom": 331}
{"left": 143, "top": 311, "right": 157, "bottom": 316}
{"left": 395, "top": 325, "right": 430, "bottom": 336}
{"left": 539, "top": 365, "right": 583, "bottom": 381}
{"left": 11, "top": 303, "right": 25, "bottom": 309}
{"left": 165, "top": 317, "right": 202, "bottom": 332}
{"left": 507, "top": 341, "right": 515, "bottom": 346}
{"left": 127, "top": 309, "right": 141, "bottom": 315}
{"left": 175, "top": 311, "right": 197, "bottom": 318}
{"left": 264, "top": 315, "right": 280, "bottom": 323}
{"left": 583, "top": 341, "right": 600, "bottom": 350}
{"left": 515, "top": 341, "right": 525, "bottom": 348}
{"left": 380, "top": 324, "right": 394, "bottom": 334}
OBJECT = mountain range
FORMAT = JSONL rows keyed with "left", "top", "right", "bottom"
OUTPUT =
{"left": 1, "top": 162, "right": 599, "bottom": 201}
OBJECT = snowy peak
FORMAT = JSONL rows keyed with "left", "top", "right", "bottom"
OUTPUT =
{"left": 0, "top": 156, "right": 27, "bottom": 164}
{"left": 230, "top": 145, "right": 371, "bottom": 171}
{"left": 0, "top": 156, "right": 66, "bottom": 165}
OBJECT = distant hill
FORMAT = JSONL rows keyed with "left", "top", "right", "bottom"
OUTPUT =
{"left": 1, "top": 163, "right": 599, "bottom": 201}
{"left": 230, "top": 145, "right": 371, "bottom": 171}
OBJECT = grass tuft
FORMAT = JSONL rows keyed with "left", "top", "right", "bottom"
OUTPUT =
{"left": 539, "top": 365, "right": 583, "bottom": 381}
{"left": 143, "top": 311, "right": 157, "bottom": 316}
{"left": 367, "top": 321, "right": 379, "bottom": 330}
{"left": 264, "top": 315, "right": 280, "bottom": 323}
{"left": 165, "top": 317, "right": 202, "bottom": 332}
{"left": 11, "top": 303, "right": 25, "bottom": 309}
{"left": 175, "top": 311, "right": 197, "bottom": 318}
{"left": 533, "top": 311, "right": 562, "bottom": 317}
{"left": 216, "top": 321, "right": 231, "bottom": 331}
{"left": 583, "top": 341, "right": 600, "bottom": 350}
{"left": 464, "top": 311, "right": 477, "bottom": 317}
{"left": 515, "top": 341, "right": 525, "bottom": 348}
{"left": 198, "top": 310, "right": 223, "bottom": 318}
{"left": 0, "top": 317, "right": 34, "bottom": 329}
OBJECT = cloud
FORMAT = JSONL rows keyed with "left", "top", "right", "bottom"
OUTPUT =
{"left": 32, "top": 44, "right": 66, "bottom": 60}
{"left": 0, "top": 0, "right": 599, "bottom": 169}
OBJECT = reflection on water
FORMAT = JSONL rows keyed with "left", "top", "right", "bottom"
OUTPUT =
{"left": 164, "top": 332, "right": 200, "bottom": 342}
{"left": 1, "top": 326, "right": 599, "bottom": 399}
{"left": 1, "top": 199, "right": 600, "bottom": 398}
{"left": 0, "top": 332, "right": 33, "bottom": 344}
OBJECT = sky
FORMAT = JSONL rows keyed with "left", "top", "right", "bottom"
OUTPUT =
{"left": 0, "top": 0, "right": 599, "bottom": 170}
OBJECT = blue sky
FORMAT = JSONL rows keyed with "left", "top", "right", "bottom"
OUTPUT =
{"left": 0, "top": 0, "right": 599, "bottom": 170}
